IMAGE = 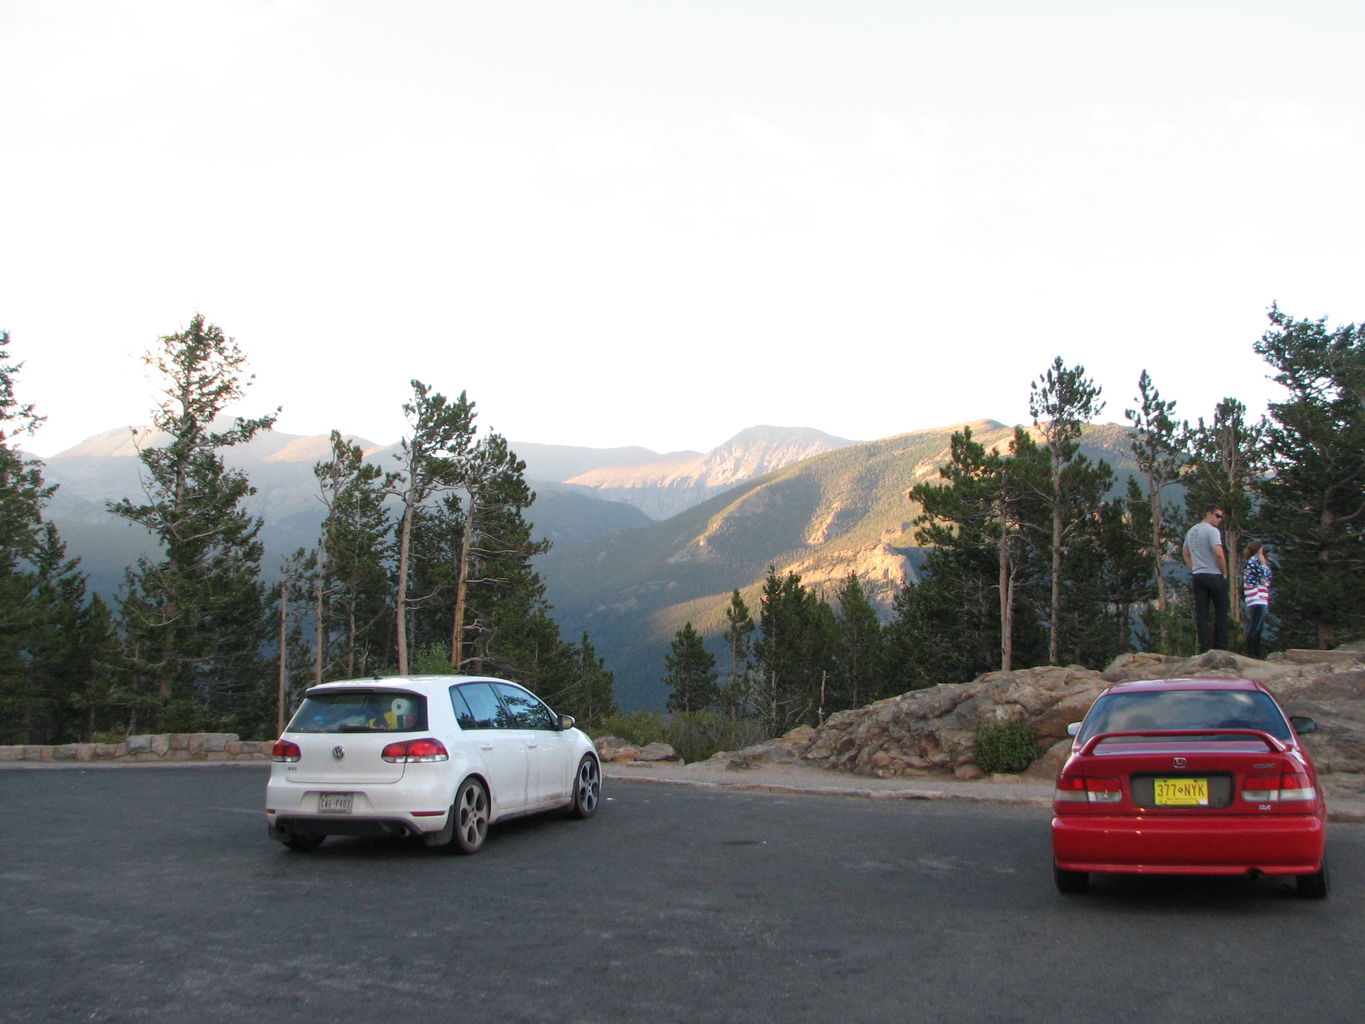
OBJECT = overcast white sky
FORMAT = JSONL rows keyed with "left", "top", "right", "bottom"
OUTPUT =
{"left": 3, "top": 0, "right": 1362, "bottom": 457}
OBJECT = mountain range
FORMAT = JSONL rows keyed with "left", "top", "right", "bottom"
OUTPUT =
{"left": 34, "top": 420, "right": 1137, "bottom": 709}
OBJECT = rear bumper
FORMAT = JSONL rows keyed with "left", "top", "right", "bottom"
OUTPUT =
{"left": 1051, "top": 813, "right": 1326, "bottom": 876}
{"left": 269, "top": 815, "right": 428, "bottom": 840}
{"left": 265, "top": 772, "right": 453, "bottom": 838}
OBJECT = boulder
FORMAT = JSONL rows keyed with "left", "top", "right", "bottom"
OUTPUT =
{"left": 636, "top": 742, "right": 681, "bottom": 763}
{"left": 795, "top": 648, "right": 1365, "bottom": 780}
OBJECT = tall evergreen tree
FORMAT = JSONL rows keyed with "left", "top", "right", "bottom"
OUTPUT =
{"left": 19, "top": 525, "right": 115, "bottom": 743}
{"left": 446, "top": 432, "right": 549, "bottom": 670}
{"left": 720, "top": 589, "right": 756, "bottom": 718}
{"left": 1124, "top": 371, "right": 1184, "bottom": 650}
{"left": 910, "top": 425, "right": 1049, "bottom": 672}
{"left": 1028, "top": 357, "right": 1109, "bottom": 665}
{"left": 663, "top": 621, "right": 719, "bottom": 713}
{"left": 1182, "top": 396, "right": 1266, "bottom": 626}
{"left": 0, "top": 329, "right": 61, "bottom": 741}
{"left": 272, "top": 548, "right": 319, "bottom": 733}
{"left": 752, "top": 567, "right": 836, "bottom": 734}
{"left": 389, "top": 382, "right": 476, "bottom": 674}
{"left": 1254, "top": 306, "right": 1365, "bottom": 648}
{"left": 313, "top": 431, "right": 394, "bottom": 680}
{"left": 831, "top": 573, "right": 884, "bottom": 710}
{"left": 110, "top": 314, "right": 277, "bottom": 733}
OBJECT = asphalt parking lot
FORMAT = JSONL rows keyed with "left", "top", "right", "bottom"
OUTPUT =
{"left": 3, "top": 765, "right": 1363, "bottom": 1024}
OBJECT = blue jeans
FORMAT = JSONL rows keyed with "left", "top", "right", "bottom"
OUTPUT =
{"left": 1245, "top": 603, "right": 1268, "bottom": 658}
{"left": 1192, "top": 573, "right": 1230, "bottom": 652}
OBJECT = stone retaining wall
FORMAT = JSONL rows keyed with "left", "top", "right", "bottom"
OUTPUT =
{"left": 0, "top": 733, "right": 274, "bottom": 765}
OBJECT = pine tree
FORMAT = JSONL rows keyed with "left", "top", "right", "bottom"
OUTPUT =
{"left": 909, "top": 425, "right": 1049, "bottom": 673}
{"left": 1124, "top": 371, "right": 1185, "bottom": 650}
{"left": 313, "top": 431, "right": 394, "bottom": 680}
{"left": 1181, "top": 397, "right": 1267, "bottom": 628}
{"left": 389, "top": 382, "right": 476, "bottom": 674}
{"left": 447, "top": 432, "right": 549, "bottom": 671}
{"left": 720, "top": 589, "right": 755, "bottom": 718}
{"left": 0, "top": 331, "right": 111, "bottom": 744}
{"left": 831, "top": 573, "right": 884, "bottom": 710}
{"left": 663, "top": 622, "right": 719, "bottom": 713}
{"left": 1254, "top": 306, "right": 1365, "bottom": 648}
{"left": 109, "top": 314, "right": 277, "bottom": 734}
{"left": 1029, "top": 357, "right": 1110, "bottom": 665}
{"left": 752, "top": 567, "right": 835, "bottom": 734}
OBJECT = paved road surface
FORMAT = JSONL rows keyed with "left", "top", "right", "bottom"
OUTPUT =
{"left": 2, "top": 765, "right": 1362, "bottom": 1023}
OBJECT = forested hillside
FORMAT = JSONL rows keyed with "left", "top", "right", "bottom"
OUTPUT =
{"left": 541, "top": 419, "right": 1139, "bottom": 708}
{"left": 5, "top": 307, "right": 1365, "bottom": 747}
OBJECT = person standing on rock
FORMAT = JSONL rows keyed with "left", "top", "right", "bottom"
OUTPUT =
{"left": 1183, "top": 505, "right": 1229, "bottom": 652}
{"left": 1243, "top": 541, "right": 1273, "bottom": 659}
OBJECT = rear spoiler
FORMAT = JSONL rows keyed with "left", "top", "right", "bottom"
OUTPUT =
{"left": 1078, "top": 729, "right": 1287, "bottom": 757}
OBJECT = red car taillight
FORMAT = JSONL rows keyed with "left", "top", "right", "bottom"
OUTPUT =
{"left": 272, "top": 739, "right": 302, "bottom": 763}
{"left": 381, "top": 738, "right": 450, "bottom": 763}
{"left": 1243, "top": 771, "right": 1316, "bottom": 804}
{"left": 1054, "top": 774, "right": 1122, "bottom": 812}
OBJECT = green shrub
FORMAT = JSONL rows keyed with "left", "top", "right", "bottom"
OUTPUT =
{"left": 411, "top": 643, "right": 457, "bottom": 675}
{"left": 664, "top": 712, "right": 770, "bottom": 764}
{"left": 596, "top": 710, "right": 666, "bottom": 747}
{"left": 974, "top": 719, "right": 1039, "bottom": 774}
{"left": 595, "top": 710, "right": 771, "bottom": 763}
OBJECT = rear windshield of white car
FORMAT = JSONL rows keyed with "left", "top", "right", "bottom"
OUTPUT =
{"left": 1077, "top": 689, "right": 1292, "bottom": 744}
{"left": 287, "top": 691, "right": 429, "bottom": 733}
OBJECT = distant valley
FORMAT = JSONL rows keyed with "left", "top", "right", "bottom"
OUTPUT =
{"left": 35, "top": 420, "right": 1137, "bottom": 710}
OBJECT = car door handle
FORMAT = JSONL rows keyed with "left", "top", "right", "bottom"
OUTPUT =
{"left": 479, "top": 743, "right": 494, "bottom": 751}
{"left": 526, "top": 741, "right": 539, "bottom": 749}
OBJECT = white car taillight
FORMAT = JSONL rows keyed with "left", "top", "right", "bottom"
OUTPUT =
{"left": 381, "top": 738, "right": 450, "bottom": 763}
{"left": 272, "top": 739, "right": 301, "bottom": 763}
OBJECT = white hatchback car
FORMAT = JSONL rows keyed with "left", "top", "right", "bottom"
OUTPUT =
{"left": 265, "top": 675, "right": 601, "bottom": 853}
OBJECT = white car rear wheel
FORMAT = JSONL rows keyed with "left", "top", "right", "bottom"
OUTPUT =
{"left": 447, "top": 778, "right": 489, "bottom": 855}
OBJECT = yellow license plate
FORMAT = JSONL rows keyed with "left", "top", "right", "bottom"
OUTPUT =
{"left": 1155, "top": 777, "right": 1208, "bottom": 806}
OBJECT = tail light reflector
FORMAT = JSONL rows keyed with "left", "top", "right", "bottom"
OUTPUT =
{"left": 1243, "top": 771, "right": 1316, "bottom": 803}
{"left": 272, "top": 740, "right": 301, "bottom": 763}
{"left": 382, "top": 738, "right": 450, "bottom": 763}
{"left": 1054, "top": 775, "right": 1122, "bottom": 807}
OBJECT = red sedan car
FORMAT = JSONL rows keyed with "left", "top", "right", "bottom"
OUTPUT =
{"left": 1051, "top": 677, "right": 1328, "bottom": 897}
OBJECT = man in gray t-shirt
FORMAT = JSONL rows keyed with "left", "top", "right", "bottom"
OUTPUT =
{"left": 1183, "top": 505, "right": 1229, "bottom": 651}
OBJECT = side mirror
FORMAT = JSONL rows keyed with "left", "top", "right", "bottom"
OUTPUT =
{"left": 1066, "top": 722, "right": 1081, "bottom": 737}
{"left": 1290, "top": 715, "right": 1317, "bottom": 735}
{"left": 558, "top": 714, "right": 577, "bottom": 732}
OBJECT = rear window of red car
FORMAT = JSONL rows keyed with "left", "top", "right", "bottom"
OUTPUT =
{"left": 1077, "top": 689, "right": 1292, "bottom": 744}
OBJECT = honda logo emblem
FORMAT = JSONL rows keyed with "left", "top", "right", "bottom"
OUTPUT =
{"left": 332, "top": 745, "right": 346, "bottom": 761}
{"left": 1172, "top": 757, "right": 1187, "bottom": 769}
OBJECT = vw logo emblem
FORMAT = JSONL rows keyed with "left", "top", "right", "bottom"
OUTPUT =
{"left": 1172, "top": 757, "right": 1187, "bottom": 768}
{"left": 332, "top": 745, "right": 346, "bottom": 761}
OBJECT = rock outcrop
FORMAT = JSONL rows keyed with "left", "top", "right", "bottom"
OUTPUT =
{"left": 595, "top": 737, "right": 682, "bottom": 763}
{"left": 721, "top": 648, "right": 1365, "bottom": 785}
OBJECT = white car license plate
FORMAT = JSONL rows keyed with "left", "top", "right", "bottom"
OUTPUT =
{"left": 318, "top": 792, "right": 354, "bottom": 813}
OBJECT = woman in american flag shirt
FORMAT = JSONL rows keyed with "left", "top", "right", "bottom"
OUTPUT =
{"left": 1243, "top": 541, "right": 1273, "bottom": 659}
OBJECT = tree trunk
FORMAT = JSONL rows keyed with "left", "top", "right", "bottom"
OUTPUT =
{"left": 450, "top": 502, "right": 478, "bottom": 669}
{"left": 277, "top": 577, "right": 288, "bottom": 736}
{"left": 1049, "top": 501, "right": 1063, "bottom": 666}
{"left": 395, "top": 502, "right": 415, "bottom": 675}
{"left": 313, "top": 563, "right": 325, "bottom": 688}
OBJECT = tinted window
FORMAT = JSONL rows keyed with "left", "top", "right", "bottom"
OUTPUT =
{"left": 288, "top": 691, "right": 427, "bottom": 733}
{"left": 1078, "top": 689, "right": 1292, "bottom": 743}
{"left": 453, "top": 682, "right": 511, "bottom": 729}
{"left": 493, "top": 683, "right": 556, "bottom": 730}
